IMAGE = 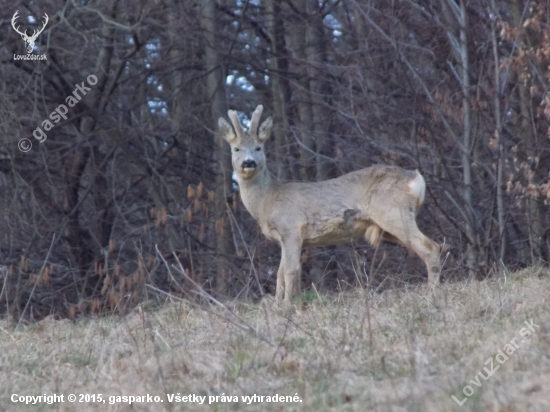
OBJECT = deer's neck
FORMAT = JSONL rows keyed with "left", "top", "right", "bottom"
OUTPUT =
{"left": 237, "top": 167, "right": 274, "bottom": 220}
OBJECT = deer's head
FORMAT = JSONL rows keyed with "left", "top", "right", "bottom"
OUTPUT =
{"left": 219, "top": 105, "right": 273, "bottom": 180}
{"left": 12, "top": 11, "right": 49, "bottom": 54}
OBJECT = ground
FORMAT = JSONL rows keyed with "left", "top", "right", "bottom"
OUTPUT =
{"left": 0, "top": 267, "right": 549, "bottom": 411}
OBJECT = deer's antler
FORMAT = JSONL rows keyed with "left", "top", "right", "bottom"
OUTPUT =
{"left": 228, "top": 110, "right": 244, "bottom": 137}
{"left": 249, "top": 105, "right": 263, "bottom": 133}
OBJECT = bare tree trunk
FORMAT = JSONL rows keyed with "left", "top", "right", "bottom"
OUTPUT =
{"left": 305, "top": 0, "right": 329, "bottom": 181}
{"left": 163, "top": 1, "right": 197, "bottom": 253}
{"left": 518, "top": 83, "right": 544, "bottom": 263}
{"left": 66, "top": 3, "right": 116, "bottom": 274}
{"left": 266, "top": 0, "right": 292, "bottom": 181}
{"left": 65, "top": 146, "right": 93, "bottom": 269}
{"left": 490, "top": 5, "right": 506, "bottom": 268}
{"left": 444, "top": 0, "right": 478, "bottom": 279}
{"left": 286, "top": 0, "right": 315, "bottom": 181}
{"left": 201, "top": 0, "right": 235, "bottom": 295}
{"left": 285, "top": 0, "right": 330, "bottom": 182}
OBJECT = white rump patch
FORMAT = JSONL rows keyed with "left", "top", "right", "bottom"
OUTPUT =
{"left": 408, "top": 171, "right": 426, "bottom": 203}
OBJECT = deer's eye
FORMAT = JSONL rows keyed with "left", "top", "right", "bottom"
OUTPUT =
{"left": 234, "top": 148, "right": 240, "bottom": 152}
{"left": 255, "top": 146, "right": 261, "bottom": 151}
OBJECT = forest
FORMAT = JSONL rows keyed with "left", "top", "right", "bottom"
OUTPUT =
{"left": 0, "top": 0, "right": 549, "bottom": 319}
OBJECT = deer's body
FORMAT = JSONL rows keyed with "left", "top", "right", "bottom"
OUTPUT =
{"left": 219, "top": 105, "right": 440, "bottom": 305}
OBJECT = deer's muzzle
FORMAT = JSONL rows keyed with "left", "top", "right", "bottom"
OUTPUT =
{"left": 241, "top": 159, "right": 257, "bottom": 171}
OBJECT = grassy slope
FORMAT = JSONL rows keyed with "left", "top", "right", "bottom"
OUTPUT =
{"left": 0, "top": 268, "right": 549, "bottom": 412}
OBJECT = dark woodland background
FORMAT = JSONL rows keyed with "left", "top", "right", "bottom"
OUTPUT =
{"left": 0, "top": 0, "right": 549, "bottom": 320}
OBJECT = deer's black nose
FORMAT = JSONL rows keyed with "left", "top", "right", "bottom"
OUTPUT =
{"left": 242, "top": 159, "right": 257, "bottom": 169}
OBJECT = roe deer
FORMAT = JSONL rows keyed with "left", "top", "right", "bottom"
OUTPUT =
{"left": 219, "top": 105, "right": 440, "bottom": 305}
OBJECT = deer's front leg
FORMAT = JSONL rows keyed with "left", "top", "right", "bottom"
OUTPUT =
{"left": 280, "top": 237, "right": 303, "bottom": 304}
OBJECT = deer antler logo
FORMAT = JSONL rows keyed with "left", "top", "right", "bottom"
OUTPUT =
{"left": 11, "top": 10, "right": 49, "bottom": 54}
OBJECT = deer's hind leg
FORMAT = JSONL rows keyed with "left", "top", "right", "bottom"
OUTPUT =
{"left": 375, "top": 211, "right": 440, "bottom": 284}
{"left": 409, "top": 231, "right": 440, "bottom": 284}
{"left": 275, "top": 254, "right": 285, "bottom": 304}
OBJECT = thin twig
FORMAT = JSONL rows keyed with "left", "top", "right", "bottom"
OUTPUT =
{"left": 16, "top": 234, "right": 56, "bottom": 331}
{"left": 225, "top": 204, "right": 264, "bottom": 296}
{"left": 152, "top": 245, "right": 275, "bottom": 347}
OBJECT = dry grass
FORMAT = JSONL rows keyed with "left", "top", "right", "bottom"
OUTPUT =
{"left": 1, "top": 267, "right": 549, "bottom": 411}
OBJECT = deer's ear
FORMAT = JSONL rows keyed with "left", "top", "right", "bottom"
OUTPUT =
{"left": 258, "top": 117, "right": 273, "bottom": 142}
{"left": 218, "top": 117, "right": 237, "bottom": 144}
